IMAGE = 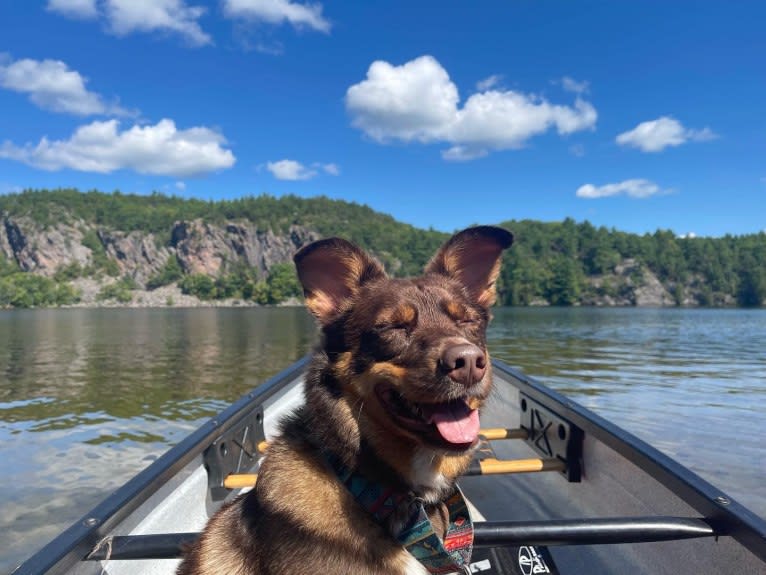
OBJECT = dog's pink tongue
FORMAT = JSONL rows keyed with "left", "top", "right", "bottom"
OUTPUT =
{"left": 428, "top": 401, "right": 480, "bottom": 445}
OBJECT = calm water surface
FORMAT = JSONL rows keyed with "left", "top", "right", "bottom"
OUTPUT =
{"left": 1, "top": 307, "right": 764, "bottom": 572}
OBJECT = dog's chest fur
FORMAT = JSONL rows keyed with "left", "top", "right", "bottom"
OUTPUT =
{"left": 410, "top": 447, "right": 451, "bottom": 502}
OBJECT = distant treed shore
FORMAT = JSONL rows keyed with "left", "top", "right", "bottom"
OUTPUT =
{"left": 0, "top": 189, "right": 764, "bottom": 309}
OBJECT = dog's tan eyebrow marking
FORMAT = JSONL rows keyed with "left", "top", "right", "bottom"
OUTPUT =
{"left": 375, "top": 303, "right": 417, "bottom": 327}
{"left": 444, "top": 300, "right": 468, "bottom": 320}
{"left": 369, "top": 361, "right": 408, "bottom": 380}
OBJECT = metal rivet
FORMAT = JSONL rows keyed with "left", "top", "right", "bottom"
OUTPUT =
{"left": 715, "top": 496, "right": 730, "bottom": 505}
{"left": 84, "top": 517, "right": 99, "bottom": 527}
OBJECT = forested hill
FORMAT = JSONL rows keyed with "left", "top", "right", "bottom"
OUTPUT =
{"left": 0, "top": 188, "right": 764, "bottom": 308}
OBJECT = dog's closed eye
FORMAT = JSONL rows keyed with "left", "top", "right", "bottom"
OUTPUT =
{"left": 374, "top": 323, "right": 410, "bottom": 333}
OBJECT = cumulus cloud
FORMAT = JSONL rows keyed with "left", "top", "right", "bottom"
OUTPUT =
{"left": 47, "top": 0, "right": 212, "bottom": 46}
{"left": 0, "top": 119, "right": 235, "bottom": 177}
{"left": 616, "top": 116, "right": 716, "bottom": 153}
{"left": 576, "top": 179, "right": 668, "bottom": 199}
{"left": 345, "top": 56, "right": 597, "bottom": 161}
{"left": 222, "top": 0, "right": 331, "bottom": 33}
{"left": 0, "top": 56, "right": 132, "bottom": 116}
{"left": 46, "top": 0, "right": 98, "bottom": 19}
{"left": 266, "top": 159, "right": 338, "bottom": 180}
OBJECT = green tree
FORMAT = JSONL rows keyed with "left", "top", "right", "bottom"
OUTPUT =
{"left": 547, "top": 257, "right": 582, "bottom": 306}
{"left": 146, "top": 256, "right": 184, "bottom": 290}
{"left": 179, "top": 274, "right": 217, "bottom": 300}
{"left": 265, "top": 263, "right": 302, "bottom": 304}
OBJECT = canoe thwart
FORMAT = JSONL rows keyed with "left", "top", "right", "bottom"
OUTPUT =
{"left": 465, "top": 457, "right": 567, "bottom": 476}
{"left": 479, "top": 427, "right": 529, "bottom": 440}
{"left": 520, "top": 393, "right": 583, "bottom": 482}
{"left": 223, "top": 474, "right": 258, "bottom": 489}
{"left": 85, "top": 517, "right": 718, "bottom": 561}
{"left": 224, "top": 456, "right": 568, "bottom": 489}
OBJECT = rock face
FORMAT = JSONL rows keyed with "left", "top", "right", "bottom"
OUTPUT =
{"left": 633, "top": 267, "right": 675, "bottom": 306}
{"left": 1, "top": 215, "right": 92, "bottom": 276}
{"left": 583, "top": 258, "right": 676, "bottom": 307}
{"left": 170, "top": 220, "right": 319, "bottom": 278}
{"left": 0, "top": 212, "right": 319, "bottom": 288}
{"left": 99, "top": 230, "right": 172, "bottom": 284}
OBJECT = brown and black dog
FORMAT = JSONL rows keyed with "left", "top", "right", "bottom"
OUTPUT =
{"left": 177, "top": 225, "right": 513, "bottom": 575}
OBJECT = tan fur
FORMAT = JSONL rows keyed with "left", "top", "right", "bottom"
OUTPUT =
{"left": 304, "top": 290, "right": 336, "bottom": 319}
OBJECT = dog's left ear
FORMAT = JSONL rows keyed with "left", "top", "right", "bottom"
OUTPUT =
{"left": 425, "top": 226, "right": 513, "bottom": 308}
{"left": 294, "top": 238, "right": 387, "bottom": 324}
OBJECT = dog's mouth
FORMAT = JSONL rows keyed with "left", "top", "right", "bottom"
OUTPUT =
{"left": 374, "top": 384, "right": 480, "bottom": 450}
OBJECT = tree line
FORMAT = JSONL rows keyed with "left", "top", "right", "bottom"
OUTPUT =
{"left": 1, "top": 189, "right": 764, "bottom": 308}
{"left": 496, "top": 218, "right": 766, "bottom": 307}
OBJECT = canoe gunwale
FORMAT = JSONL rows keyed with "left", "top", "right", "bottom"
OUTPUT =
{"left": 491, "top": 359, "right": 766, "bottom": 563}
{"left": 11, "top": 356, "right": 311, "bottom": 575}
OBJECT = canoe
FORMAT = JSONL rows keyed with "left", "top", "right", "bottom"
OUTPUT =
{"left": 12, "top": 357, "right": 766, "bottom": 575}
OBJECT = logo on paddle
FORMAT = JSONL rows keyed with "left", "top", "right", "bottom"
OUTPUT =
{"left": 518, "top": 546, "right": 551, "bottom": 575}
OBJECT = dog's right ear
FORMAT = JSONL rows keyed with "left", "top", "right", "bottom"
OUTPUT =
{"left": 294, "top": 238, "right": 386, "bottom": 323}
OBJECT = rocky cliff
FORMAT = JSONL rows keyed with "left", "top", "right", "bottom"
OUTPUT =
{"left": 0, "top": 211, "right": 320, "bottom": 306}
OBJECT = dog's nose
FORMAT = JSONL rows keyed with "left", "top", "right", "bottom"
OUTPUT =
{"left": 440, "top": 343, "right": 486, "bottom": 387}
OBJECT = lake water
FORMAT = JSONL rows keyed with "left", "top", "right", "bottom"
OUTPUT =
{"left": 1, "top": 307, "right": 764, "bottom": 572}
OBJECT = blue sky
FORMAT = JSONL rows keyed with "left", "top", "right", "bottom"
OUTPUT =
{"left": 0, "top": 1, "right": 764, "bottom": 237}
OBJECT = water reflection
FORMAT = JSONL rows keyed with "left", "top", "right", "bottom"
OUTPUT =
{"left": 0, "top": 307, "right": 317, "bottom": 572}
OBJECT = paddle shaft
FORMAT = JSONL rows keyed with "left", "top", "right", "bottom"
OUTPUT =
{"left": 85, "top": 517, "right": 717, "bottom": 560}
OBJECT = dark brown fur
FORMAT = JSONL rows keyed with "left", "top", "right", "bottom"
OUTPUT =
{"left": 177, "top": 226, "right": 513, "bottom": 575}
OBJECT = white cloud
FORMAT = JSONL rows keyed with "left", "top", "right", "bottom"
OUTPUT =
{"left": 0, "top": 119, "right": 235, "bottom": 177}
{"left": 616, "top": 116, "right": 716, "bottom": 153}
{"left": 46, "top": 0, "right": 98, "bottom": 19}
{"left": 346, "top": 56, "right": 459, "bottom": 144}
{"left": 321, "top": 162, "right": 340, "bottom": 176}
{"left": 561, "top": 76, "right": 589, "bottom": 94}
{"left": 476, "top": 74, "right": 503, "bottom": 91}
{"left": 345, "top": 55, "right": 597, "bottom": 161}
{"left": 576, "top": 179, "right": 668, "bottom": 199}
{"left": 48, "top": 0, "right": 212, "bottom": 46}
{"left": 175, "top": 181, "right": 186, "bottom": 190}
{"left": 105, "top": 0, "right": 211, "bottom": 46}
{"left": 222, "top": 0, "right": 331, "bottom": 33}
{"left": 0, "top": 57, "right": 132, "bottom": 116}
{"left": 266, "top": 159, "right": 338, "bottom": 180}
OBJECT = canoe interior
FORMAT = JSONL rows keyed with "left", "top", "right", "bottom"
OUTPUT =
{"left": 11, "top": 357, "right": 766, "bottom": 575}
{"left": 465, "top": 361, "right": 766, "bottom": 574}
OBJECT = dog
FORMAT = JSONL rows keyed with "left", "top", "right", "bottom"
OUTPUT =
{"left": 177, "top": 225, "right": 513, "bottom": 575}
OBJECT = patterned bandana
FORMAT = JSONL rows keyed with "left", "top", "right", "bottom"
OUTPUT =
{"left": 331, "top": 456, "right": 474, "bottom": 574}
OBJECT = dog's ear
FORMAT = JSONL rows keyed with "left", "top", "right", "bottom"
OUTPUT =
{"left": 425, "top": 226, "right": 513, "bottom": 308}
{"left": 294, "top": 238, "right": 386, "bottom": 323}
